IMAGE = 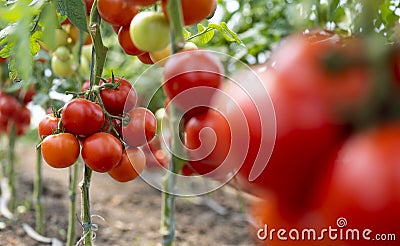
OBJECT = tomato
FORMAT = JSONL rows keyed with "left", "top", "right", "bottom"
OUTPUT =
{"left": 38, "top": 113, "right": 60, "bottom": 139}
{"left": 51, "top": 55, "right": 73, "bottom": 77}
{"left": 0, "top": 56, "right": 7, "bottom": 64}
{"left": 250, "top": 194, "right": 323, "bottom": 246}
{"left": 84, "top": 0, "right": 94, "bottom": 15}
{"left": 137, "top": 52, "right": 154, "bottom": 64}
{"left": 118, "top": 25, "right": 144, "bottom": 56}
{"left": 13, "top": 105, "right": 30, "bottom": 126}
{"left": 112, "top": 24, "right": 122, "bottom": 34}
{"left": 161, "top": 0, "right": 217, "bottom": 26}
{"left": 163, "top": 49, "right": 224, "bottom": 111}
{"left": 122, "top": 107, "right": 157, "bottom": 147}
{"left": 129, "top": 11, "right": 170, "bottom": 52}
{"left": 126, "top": 0, "right": 157, "bottom": 7}
{"left": 19, "top": 84, "right": 36, "bottom": 104}
{"left": 149, "top": 44, "right": 171, "bottom": 66}
{"left": 0, "top": 115, "right": 8, "bottom": 133}
{"left": 108, "top": 147, "right": 146, "bottom": 182}
{"left": 61, "top": 98, "right": 105, "bottom": 137}
{"left": 41, "top": 133, "right": 80, "bottom": 168}
{"left": 82, "top": 132, "right": 122, "bottom": 172}
{"left": 269, "top": 30, "right": 371, "bottom": 118}
{"left": 100, "top": 77, "right": 137, "bottom": 115}
{"left": 314, "top": 123, "right": 400, "bottom": 246}
{"left": 185, "top": 109, "right": 230, "bottom": 166}
{"left": 150, "top": 42, "right": 197, "bottom": 66}
{"left": 0, "top": 95, "right": 19, "bottom": 119}
{"left": 97, "top": 0, "right": 139, "bottom": 26}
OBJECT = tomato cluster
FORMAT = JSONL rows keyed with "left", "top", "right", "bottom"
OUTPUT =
{"left": 0, "top": 87, "right": 34, "bottom": 136}
{"left": 39, "top": 77, "right": 156, "bottom": 183}
{"left": 42, "top": 20, "right": 92, "bottom": 78}
{"left": 171, "top": 29, "right": 400, "bottom": 245}
{"left": 96, "top": 0, "right": 212, "bottom": 65}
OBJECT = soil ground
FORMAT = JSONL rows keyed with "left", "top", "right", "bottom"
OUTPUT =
{"left": 0, "top": 142, "right": 259, "bottom": 246}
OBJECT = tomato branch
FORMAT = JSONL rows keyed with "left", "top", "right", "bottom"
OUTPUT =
{"left": 161, "top": 1, "right": 185, "bottom": 246}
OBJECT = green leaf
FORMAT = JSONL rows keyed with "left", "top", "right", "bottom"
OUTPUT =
{"left": 219, "top": 22, "right": 241, "bottom": 44}
{"left": 40, "top": 2, "right": 58, "bottom": 50}
{"left": 30, "top": 30, "right": 41, "bottom": 56}
{"left": 57, "top": 0, "right": 87, "bottom": 32}
{"left": 183, "top": 29, "right": 191, "bottom": 40}
{"left": 208, "top": 23, "right": 237, "bottom": 43}
{"left": 197, "top": 23, "right": 214, "bottom": 44}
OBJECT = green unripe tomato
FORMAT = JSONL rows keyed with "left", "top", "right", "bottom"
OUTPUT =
{"left": 129, "top": 12, "right": 170, "bottom": 52}
{"left": 53, "top": 46, "right": 71, "bottom": 62}
{"left": 51, "top": 55, "right": 73, "bottom": 77}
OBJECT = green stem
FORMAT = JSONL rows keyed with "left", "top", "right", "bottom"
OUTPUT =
{"left": 66, "top": 160, "right": 79, "bottom": 246}
{"left": 77, "top": 2, "right": 107, "bottom": 245}
{"left": 88, "top": 0, "right": 108, "bottom": 88}
{"left": 187, "top": 27, "right": 214, "bottom": 41}
{"left": 80, "top": 165, "right": 93, "bottom": 246}
{"left": 33, "top": 147, "right": 44, "bottom": 235}
{"left": 7, "top": 123, "right": 16, "bottom": 213}
{"left": 161, "top": 1, "right": 186, "bottom": 245}
{"left": 167, "top": 0, "right": 186, "bottom": 53}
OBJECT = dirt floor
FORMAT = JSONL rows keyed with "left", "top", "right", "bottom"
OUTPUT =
{"left": 0, "top": 142, "right": 259, "bottom": 246}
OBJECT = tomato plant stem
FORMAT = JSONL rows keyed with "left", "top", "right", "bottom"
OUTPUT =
{"left": 80, "top": 165, "right": 93, "bottom": 246}
{"left": 88, "top": 0, "right": 108, "bottom": 88}
{"left": 67, "top": 160, "right": 79, "bottom": 246}
{"left": 33, "top": 147, "right": 44, "bottom": 235}
{"left": 161, "top": 1, "right": 186, "bottom": 245}
{"left": 7, "top": 123, "right": 16, "bottom": 213}
{"left": 77, "top": 2, "right": 108, "bottom": 245}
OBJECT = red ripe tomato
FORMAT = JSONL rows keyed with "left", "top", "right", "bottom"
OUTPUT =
{"left": 84, "top": 0, "right": 94, "bottom": 15}
{"left": 108, "top": 147, "right": 146, "bottom": 182}
{"left": 81, "top": 80, "right": 90, "bottom": 91}
{"left": 0, "top": 56, "right": 7, "bottom": 64}
{"left": 122, "top": 107, "right": 157, "bottom": 147}
{"left": 250, "top": 194, "right": 323, "bottom": 246}
{"left": 118, "top": 25, "right": 145, "bottom": 56}
{"left": 97, "top": 0, "right": 139, "bottom": 26}
{"left": 19, "top": 84, "right": 36, "bottom": 104}
{"left": 185, "top": 109, "right": 230, "bottom": 166}
{"left": 269, "top": 30, "right": 371, "bottom": 117}
{"left": 126, "top": 0, "right": 157, "bottom": 7}
{"left": 82, "top": 132, "right": 123, "bottom": 172}
{"left": 163, "top": 49, "right": 224, "bottom": 111}
{"left": 161, "top": 0, "right": 217, "bottom": 26}
{"left": 236, "top": 68, "right": 347, "bottom": 216}
{"left": 100, "top": 77, "right": 137, "bottom": 115}
{"left": 315, "top": 123, "right": 400, "bottom": 246}
{"left": 61, "top": 98, "right": 105, "bottom": 137}
{"left": 41, "top": 133, "right": 80, "bottom": 168}
{"left": 0, "top": 114, "right": 8, "bottom": 132}
{"left": 38, "top": 113, "right": 60, "bottom": 139}
{"left": 137, "top": 52, "right": 154, "bottom": 65}
{"left": 112, "top": 24, "right": 122, "bottom": 34}
{"left": 13, "top": 105, "right": 30, "bottom": 126}
{"left": 0, "top": 95, "right": 20, "bottom": 119}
